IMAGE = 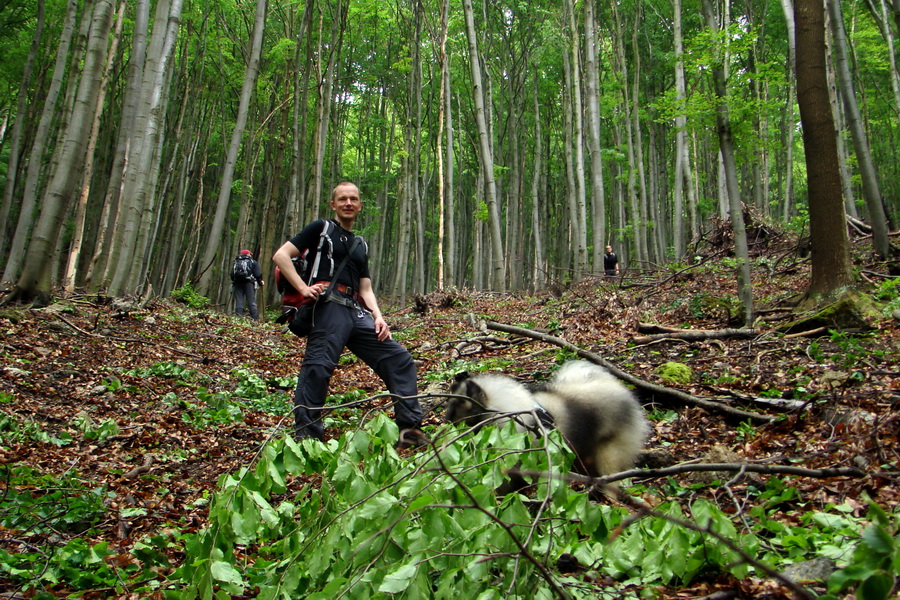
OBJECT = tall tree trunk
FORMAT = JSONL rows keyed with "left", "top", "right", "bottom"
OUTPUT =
{"left": 823, "top": 19, "right": 859, "bottom": 218}
{"left": 0, "top": 0, "right": 44, "bottom": 265}
{"left": 779, "top": 0, "right": 798, "bottom": 222}
{"left": 826, "top": 0, "right": 890, "bottom": 258}
{"left": 107, "top": 0, "right": 183, "bottom": 293}
{"left": 561, "top": 50, "right": 580, "bottom": 276}
{"left": 285, "top": 0, "right": 315, "bottom": 241}
{"left": 795, "top": 0, "right": 855, "bottom": 296}
{"left": 532, "top": 76, "right": 545, "bottom": 291}
{"left": 584, "top": 0, "right": 607, "bottom": 273}
{"left": 197, "top": 0, "right": 267, "bottom": 295}
{"left": 411, "top": 6, "right": 426, "bottom": 295}
{"left": 63, "top": 0, "right": 126, "bottom": 291}
{"left": 443, "top": 48, "right": 457, "bottom": 289}
{"left": 435, "top": 0, "right": 449, "bottom": 291}
{"left": 872, "top": 0, "right": 900, "bottom": 118}
{"left": 307, "top": 2, "right": 345, "bottom": 220}
{"left": 391, "top": 153, "right": 413, "bottom": 298}
{"left": 630, "top": 7, "right": 652, "bottom": 263}
{"left": 673, "top": 0, "right": 689, "bottom": 259}
{"left": 611, "top": 1, "right": 646, "bottom": 268}
{"left": 564, "top": 0, "right": 588, "bottom": 276}
{"left": 462, "top": 0, "right": 505, "bottom": 290}
{"left": 87, "top": 0, "right": 150, "bottom": 289}
{"left": 12, "top": 0, "right": 115, "bottom": 303}
{"left": 701, "top": 0, "right": 754, "bottom": 326}
{"left": 1, "top": 0, "right": 76, "bottom": 285}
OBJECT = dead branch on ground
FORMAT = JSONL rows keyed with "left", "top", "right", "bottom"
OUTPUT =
{"left": 631, "top": 327, "right": 758, "bottom": 345}
{"left": 465, "top": 314, "right": 775, "bottom": 424}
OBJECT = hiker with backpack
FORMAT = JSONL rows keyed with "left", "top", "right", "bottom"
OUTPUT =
{"left": 272, "top": 182, "right": 426, "bottom": 449}
{"left": 231, "top": 249, "right": 264, "bottom": 320}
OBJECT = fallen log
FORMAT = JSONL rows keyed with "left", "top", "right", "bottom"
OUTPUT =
{"left": 465, "top": 314, "right": 775, "bottom": 423}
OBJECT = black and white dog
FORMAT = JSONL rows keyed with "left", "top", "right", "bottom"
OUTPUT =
{"left": 447, "top": 361, "right": 649, "bottom": 477}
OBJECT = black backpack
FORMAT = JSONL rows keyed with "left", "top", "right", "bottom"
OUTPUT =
{"left": 232, "top": 256, "right": 254, "bottom": 281}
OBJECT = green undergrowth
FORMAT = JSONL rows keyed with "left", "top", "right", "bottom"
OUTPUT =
{"left": 1, "top": 415, "right": 897, "bottom": 598}
{"left": 167, "top": 416, "right": 896, "bottom": 600}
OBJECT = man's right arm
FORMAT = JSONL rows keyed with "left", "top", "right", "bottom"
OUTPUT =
{"left": 273, "top": 241, "right": 325, "bottom": 301}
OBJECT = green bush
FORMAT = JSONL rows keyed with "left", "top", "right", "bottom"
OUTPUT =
{"left": 170, "top": 283, "right": 210, "bottom": 309}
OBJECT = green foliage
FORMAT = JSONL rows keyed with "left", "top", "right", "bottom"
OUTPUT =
{"left": 0, "top": 413, "right": 73, "bottom": 446}
{"left": 822, "top": 502, "right": 899, "bottom": 600}
{"left": 874, "top": 279, "right": 900, "bottom": 315}
{"left": 170, "top": 284, "right": 211, "bottom": 309}
{"left": 183, "top": 387, "right": 244, "bottom": 428}
{"left": 73, "top": 412, "right": 120, "bottom": 442}
{"left": 0, "top": 465, "right": 109, "bottom": 538}
{"left": 786, "top": 205, "right": 810, "bottom": 234}
{"left": 230, "top": 367, "right": 293, "bottom": 416}
{"left": 174, "top": 417, "right": 864, "bottom": 599}
{"left": 125, "top": 361, "right": 197, "bottom": 382}
{"left": 874, "top": 279, "right": 898, "bottom": 302}
{"left": 735, "top": 420, "right": 756, "bottom": 442}
{"left": 0, "top": 538, "right": 125, "bottom": 592}
{"left": 475, "top": 201, "right": 490, "bottom": 222}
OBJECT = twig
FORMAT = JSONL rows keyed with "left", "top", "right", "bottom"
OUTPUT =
{"left": 513, "top": 462, "right": 866, "bottom": 486}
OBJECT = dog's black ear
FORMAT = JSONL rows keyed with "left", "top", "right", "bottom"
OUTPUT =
{"left": 453, "top": 371, "right": 471, "bottom": 384}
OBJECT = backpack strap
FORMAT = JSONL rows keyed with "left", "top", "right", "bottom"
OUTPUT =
{"left": 306, "top": 220, "right": 334, "bottom": 284}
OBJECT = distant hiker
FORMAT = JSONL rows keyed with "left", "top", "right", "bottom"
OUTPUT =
{"left": 231, "top": 249, "right": 264, "bottom": 320}
{"left": 604, "top": 245, "right": 620, "bottom": 277}
{"left": 272, "top": 182, "right": 426, "bottom": 449}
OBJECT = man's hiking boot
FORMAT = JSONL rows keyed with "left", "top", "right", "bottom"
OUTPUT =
{"left": 396, "top": 428, "right": 429, "bottom": 450}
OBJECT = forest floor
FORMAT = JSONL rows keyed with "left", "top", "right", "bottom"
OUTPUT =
{"left": 1, "top": 224, "right": 898, "bottom": 599}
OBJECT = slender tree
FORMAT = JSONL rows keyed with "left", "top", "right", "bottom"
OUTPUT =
{"left": 63, "top": 0, "right": 126, "bottom": 291}
{"left": 795, "top": 0, "right": 855, "bottom": 296}
{"left": 0, "top": 0, "right": 44, "bottom": 267}
{"left": 198, "top": 0, "right": 268, "bottom": 295}
{"left": 11, "top": 0, "right": 115, "bottom": 303}
{"left": 462, "top": 0, "right": 505, "bottom": 290}
{"left": 826, "top": 0, "right": 890, "bottom": 259}
{"left": 701, "top": 0, "right": 754, "bottom": 326}
{"left": 1, "top": 0, "right": 76, "bottom": 286}
{"left": 584, "top": 0, "right": 607, "bottom": 274}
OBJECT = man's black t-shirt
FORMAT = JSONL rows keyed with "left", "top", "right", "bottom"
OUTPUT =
{"left": 289, "top": 219, "right": 369, "bottom": 290}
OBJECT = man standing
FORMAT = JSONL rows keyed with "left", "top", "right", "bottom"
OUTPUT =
{"left": 231, "top": 249, "right": 264, "bottom": 320}
{"left": 272, "top": 182, "right": 426, "bottom": 448}
{"left": 603, "top": 245, "right": 620, "bottom": 277}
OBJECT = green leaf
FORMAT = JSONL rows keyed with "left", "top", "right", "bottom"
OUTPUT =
{"left": 861, "top": 525, "right": 895, "bottom": 558}
{"left": 210, "top": 559, "right": 245, "bottom": 592}
{"left": 378, "top": 563, "right": 417, "bottom": 593}
{"left": 857, "top": 573, "right": 895, "bottom": 600}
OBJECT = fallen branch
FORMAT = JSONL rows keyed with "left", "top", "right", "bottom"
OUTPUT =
{"left": 52, "top": 312, "right": 206, "bottom": 359}
{"left": 514, "top": 462, "right": 866, "bottom": 485}
{"left": 123, "top": 454, "right": 155, "bottom": 479}
{"left": 466, "top": 314, "right": 774, "bottom": 423}
{"left": 631, "top": 327, "right": 758, "bottom": 345}
{"left": 702, "top": 387, "right": 810, "bottom": 411}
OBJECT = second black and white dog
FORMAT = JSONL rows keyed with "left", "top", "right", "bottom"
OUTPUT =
{"left": 447, "top": 361, "right": 649, "bottom": 477}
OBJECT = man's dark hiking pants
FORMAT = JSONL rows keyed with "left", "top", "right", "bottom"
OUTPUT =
{"left": 233, "top": 280, "right": 259, "bottom": 320}
{"left": 291, "top": 298, "right": 422, "bottom": 441}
